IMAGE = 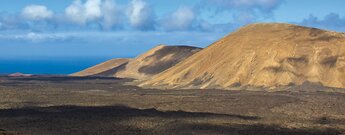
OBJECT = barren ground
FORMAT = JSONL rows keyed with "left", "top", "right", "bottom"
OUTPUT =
{"left": 0, "top": 76, "right": 344, "bottom": 135}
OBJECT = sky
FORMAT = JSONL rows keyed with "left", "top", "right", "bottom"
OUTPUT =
{"left": 1, "top": 0, "right": 345, "bottom": 59}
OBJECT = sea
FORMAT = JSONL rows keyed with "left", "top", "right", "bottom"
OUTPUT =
{"left": 0, "top": 57, "right": 123, "bottom": 75}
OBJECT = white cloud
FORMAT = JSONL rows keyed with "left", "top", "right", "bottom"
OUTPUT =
{"left": 22, "top": 5, "right": 53, "bottom": 20}
{"left": 0, "top": 32, "right": 69, "bottom": 42}
{"left": 26, "top": 32, "right": 46, "bottom": 41}
{"left": 65, "top": 0, "right": 85, "bottom": 24}
{"left": 162, "top": 6, "right": 195, "bottom": 31}
{"left": 65, "top": 0, "right": 102, "bottom": 25}
{"left": 300, "top": 13, "right": 345, "bottom": 31}
{"left": 102, "top": 0, "right": 123, "bottom": 29}
{"left": 85, "top": 0, "right": 102, "bottom": 20}
{"left": 2, "top": 0, "right": 285, "bottom": 33}
{"left": 24, "top": 32, "right": 70, "bottom": 42}
{"left": 128, "top": 0, "right": 155, "bottom": 30}
{"left": 232, "top": 11, "right": 256, "bottom": 24}
{"left": 233, "top": 0, "right": 281, "bottom": 9}
{"left": 201, "top": 0, "right": 283, "bottom": 25}
{"left": 206, "top": 0, "right": 283, "bottom": 12}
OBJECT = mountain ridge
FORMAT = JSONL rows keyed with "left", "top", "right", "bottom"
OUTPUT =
{"left": 140, "top": 23, "right": 345, "bottom": 89}
{"left": 71, "top": 45, "right": 202, "bottom": 80}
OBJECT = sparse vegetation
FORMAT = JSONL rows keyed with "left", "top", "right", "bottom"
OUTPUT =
{"left": 0, "top": 76, "right": 344, "bottom": 135}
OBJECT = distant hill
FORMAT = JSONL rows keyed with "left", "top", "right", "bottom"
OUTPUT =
{"left": 140, "top": 23, "right": 345, "bottom": 89}
{"left": 71, "top": 45, "right": 202, "bottom": 80}
{"left": 8, "top": 72, "right": 33, "bottom": 77}
{"left": 71, "top": 58, "right": 131, "bottom": 77}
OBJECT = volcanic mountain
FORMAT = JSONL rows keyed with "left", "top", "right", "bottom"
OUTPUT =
{"left": 140, "top": 23, "right": 345, "bottom": 89}
{"left": 8, "top": 72, "right": 33, "bottom": 77}
{"left": 72, "top": 45, "right": 202, "bottom": 80}
{"left": 72, "top": 58, "right": 131, "bottom": 77}
{"left": 113, "top": 45, "right": 202, "bottom": 79}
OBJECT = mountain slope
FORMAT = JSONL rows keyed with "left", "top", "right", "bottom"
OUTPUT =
{"left": 8, "top": 72, "right": 33, "bottom": 77}
{"left": 71, "top": 58, "right": 130, "bottom": 77}
{"left": 71, "top": 45, "right": 202, "bottom": 80}
{"left": 114, "top": 45, "right": 202, "bottom": 80}
{"left": 140, "top": 23, "right": 345, "bottom": 89}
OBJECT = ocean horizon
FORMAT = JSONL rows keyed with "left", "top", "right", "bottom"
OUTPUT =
{"left": 0, "top": 57, "right": 130, "bottom": 75}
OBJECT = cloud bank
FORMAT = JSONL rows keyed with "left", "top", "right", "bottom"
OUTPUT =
{"left": 1, "top": 0, "right": 345, "bottom": 40}
{"left": 2, "top": 0, "right": 345, "bottom": 58}
{"left": 300, "top": 13, "right": 345, "bottom": 31}
{"left": 128, "top": 0, "right": 155, "bottom": 30}
{"left": 161, "top": 6, "right": 196, "bottom": 31}
{"left": 0, "top": 0, "right": 287, "bottom": 33}
{"left": 22, "top": 5, "right": 54, "bottom": 20}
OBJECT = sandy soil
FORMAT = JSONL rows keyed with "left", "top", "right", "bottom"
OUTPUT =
{"left": 0, "top": 76, "right": 344, "bottom": 135}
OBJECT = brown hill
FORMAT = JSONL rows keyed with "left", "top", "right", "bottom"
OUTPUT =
{"left": 71, "top": 58, "right": 131, "bottom": 77}
{"left": 114, "top": 45, "right": 201, "bottom": 80}
{"left": 140, "top": 23, "right": 345, "bottom": 89}
{"left": 8, "top": 72, "right": 33, "bottom": 77}
{"left": 72, "top": 45, "right": 201, "bottom": 79}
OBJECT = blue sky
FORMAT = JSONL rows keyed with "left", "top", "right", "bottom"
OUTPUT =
{"left": 1, "top": 0, "right": 345, "bottom": 59}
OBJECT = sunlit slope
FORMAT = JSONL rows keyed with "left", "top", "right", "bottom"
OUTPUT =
{"left": 140, "top": 23, "right": 345, "bottom": 89}
{"left": 114, "top": 45, "right": 202, "bottom": 80}
{"left": 71, "top": 45, "right": 201, "bottom": 80}
{"left": 71, "top": 58, "right": 131, "bottom": 77}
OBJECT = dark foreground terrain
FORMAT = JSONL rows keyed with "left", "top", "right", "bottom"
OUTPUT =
{"left": 0, "top": 76, "right": 344, "bottom": 135}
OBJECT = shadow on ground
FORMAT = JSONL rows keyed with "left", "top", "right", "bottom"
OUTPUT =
{"left": 0, "top": 105, "right": 342, "bottom": 135}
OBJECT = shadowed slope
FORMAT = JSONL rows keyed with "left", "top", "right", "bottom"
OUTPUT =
{"left": 140, "top": 23, "right": 345, "bottom": 89}
{"left": 71, "top": 58, "right": 130, "bottom": 77}
{"left": 71, "top": 45, "right": 201, "bottom": 80}
{"left": 114, "top": 45, "right": 202, "bottom": 80}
